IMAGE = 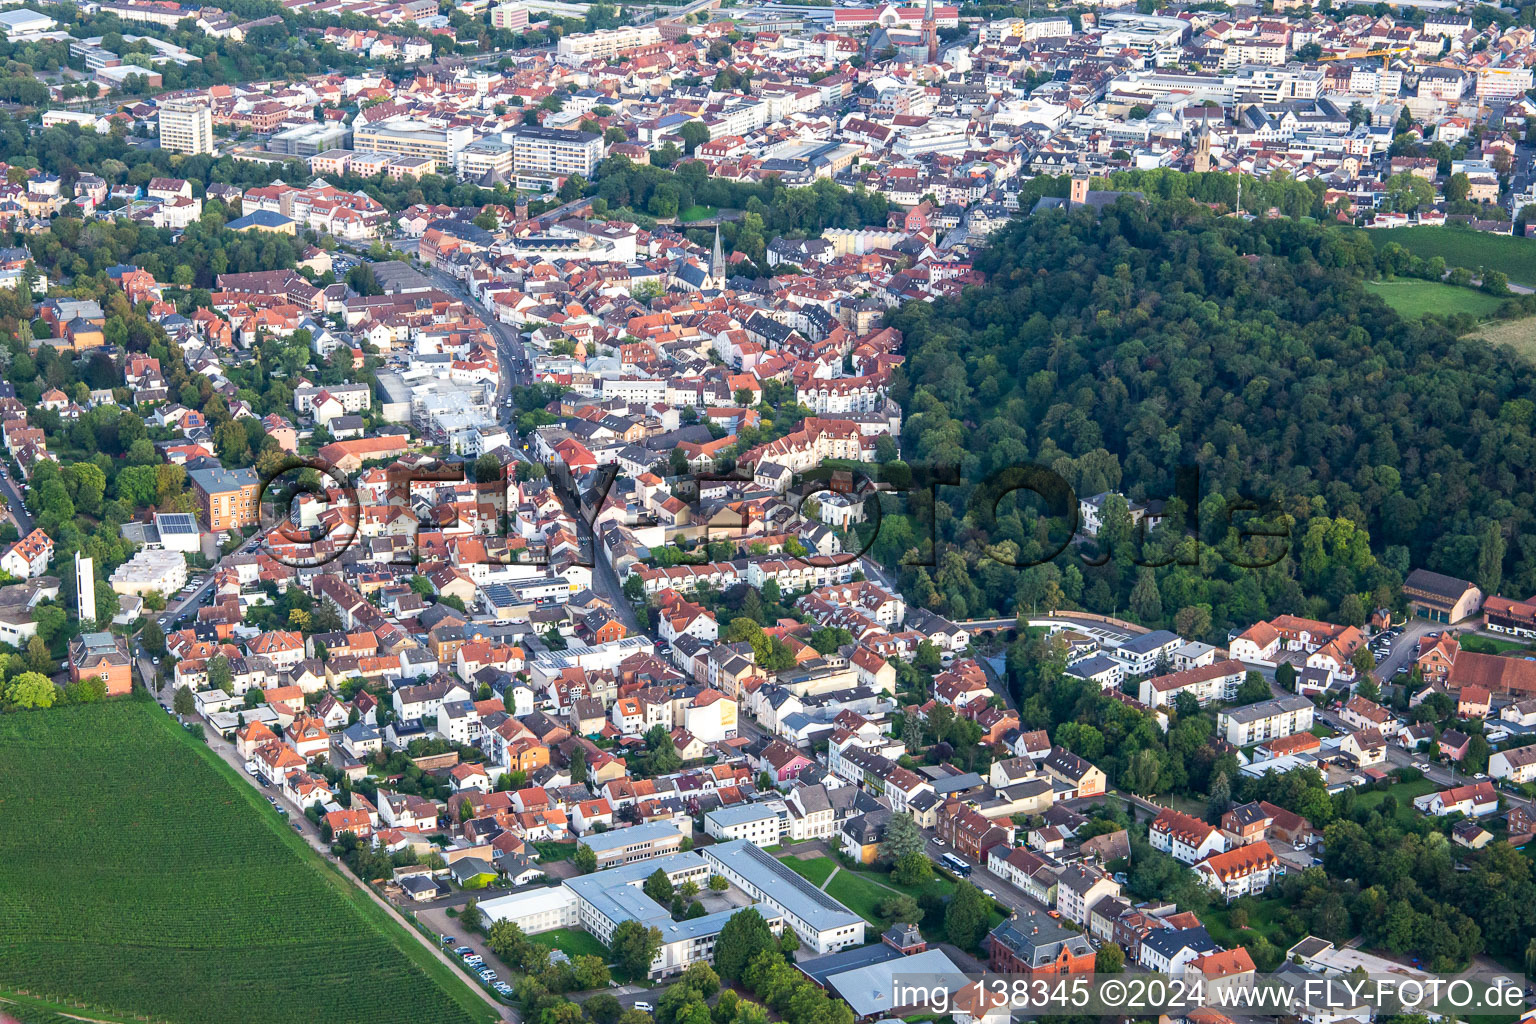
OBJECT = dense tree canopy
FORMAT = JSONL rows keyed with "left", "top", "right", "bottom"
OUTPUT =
{"left": 885, "top": 195, "right": 1536, "bottom": 635}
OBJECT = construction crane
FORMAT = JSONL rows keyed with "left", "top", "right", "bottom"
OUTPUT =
{"left": 1317, "top": 47, "right": 1412, "bottom": 105}
{"left": 1317, "top": 46, "right": 1412, "bottom": 72}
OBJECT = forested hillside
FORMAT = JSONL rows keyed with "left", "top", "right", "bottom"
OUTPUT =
{"left": 884, "top": 197, "right": 1536, "bottom": 637}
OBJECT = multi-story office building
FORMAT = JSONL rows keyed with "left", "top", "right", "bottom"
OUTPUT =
{"left": 352, "top": 118, "right": 477, "bottom": 171}
{"left": 456, "top": 138, "right": 514, "bottom": 183}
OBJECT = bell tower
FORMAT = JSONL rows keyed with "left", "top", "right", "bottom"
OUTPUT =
{"left": 923, "top": 0, "right": 938, "bottom": 63}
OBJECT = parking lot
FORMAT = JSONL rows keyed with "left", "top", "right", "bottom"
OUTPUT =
{"left": 413, "top": 903, "right": 516, "bottom": 1002}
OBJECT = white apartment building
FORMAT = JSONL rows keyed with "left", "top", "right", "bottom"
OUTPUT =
{"left": 1218, "top": 694, "right": 1314, "bottom": 746}
{"left": 1477, "top": 66, "right": 1534, "bottom": 101}
{"left": 157, "top": 99, "right": 214, "bottom": 156}
{"left": 703, "top": 803, "right": 787, "bottom": 845}
{"left": 456, "top": 139, "right": 514, "bottom": 183}
{"left": 293, "top": 383, "right": 371, "bottom": 417}
{"left": 1490, "top": 745, "right": 1536, "bottom": 784}
{"left": 507, "top": 125, "right": 604, "bottom": 178}
{"left": 1111, "top": 629, "right": 1184, "bottom": 677}
{"left": 1150, "top": 808, "right": 1228, "bottom": 865}
{"left": 1140, "top": 659, "right": 1247, "bottom": 708}
{"left": 555, "top": 24, "right": 660, "bottom": 64}
{"left": 1194, "top": 841, "right": 1283, "bottom": 902}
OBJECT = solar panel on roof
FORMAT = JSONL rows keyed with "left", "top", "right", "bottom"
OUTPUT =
{"left": 154, "top": 513, "right": 198, "bottom": 534}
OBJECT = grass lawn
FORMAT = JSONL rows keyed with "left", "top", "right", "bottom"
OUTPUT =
{"left": 1166, "top": 793, "right": 1209, "bottom": 818}
{"left": 1202, "top": 898, "right": 1289, "bottom": 951}
{"left": 533, "top": 840, "right": 577, "bottom": 861}
{"left": 779, "top": 854, "right": 838, "bottom": 887}
{"left": 528, "top": 928, "right": 609, "bottom": 961}
{"left": 0, "top": 700, "right": 495, "bottom": 1024}
{"left": 1364, "top": 279, "right": 1506, "bottom": 320}
{"left": 817, "top": 858, "right": 1006, "bottom": 949}
{"left": 1354, "top": 777, "right": 1439, "bottom": 824}
{"left": 1459, "top": 633, "right": 1533, "bottom": 655}
{"left": 1367, "top": 226, "right": 1536, "bottom": 288}
{"left": 824, "top": 866, "right": 902, "bottom": 923}
{"left": 679, "top": 205, "right": 717, "bottom": 222}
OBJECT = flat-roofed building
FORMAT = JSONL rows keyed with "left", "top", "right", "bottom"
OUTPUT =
{"left": 153, "top": 512, "right": 201, "bottom": 553}
{"left": 266, "top": 122, "right": 352, "bottom": 157}
{"left": 555, "top": 24, "right": 661, "bottom": 64}
{"left": 456, "top": 138, "right": 514, "bottom": 183}
{"left": 507, "top": 125, "right": 604, "bottom": 178}
{"left": 577, "top": 820, "right": 686, "bottom": 869}
{"left": 702, "top": 839, "right": 865, "bottom": 954}
{"left": 188, "top": 466, "right": 261, "bottom": 532}
{"left": 478, "top": 883, "right": 580, "bottom": 933}
{"left": 108, "top": 547, "right": 187, "bottom": 597}
{"left": 352, "top": 119, "right": 477, "bottom": 171}
{"left": 158, "top": 98, "right": 213, "bottom": 156}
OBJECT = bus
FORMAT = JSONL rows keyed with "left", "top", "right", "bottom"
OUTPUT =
{"left": 942, "top": 853, "right": 971, "bottom": 877}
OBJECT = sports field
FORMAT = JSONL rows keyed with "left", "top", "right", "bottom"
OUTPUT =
{"left": 1368, "top": 226, "right": 1536, "bottom": 288}
{"left": 0, "top": 700, "right": 495, "bottom": 1024}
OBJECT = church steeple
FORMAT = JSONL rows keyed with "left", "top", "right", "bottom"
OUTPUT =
{"left": 923, "top": 0, "right": 938, "bottom": 64}
{"left": 711, "top": 224, "right": 725, "bottom": 280}
{"left": 1194, "top": 107, "right": 1212, "bottom": 174}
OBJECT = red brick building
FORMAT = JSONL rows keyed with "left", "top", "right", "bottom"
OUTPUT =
{"left": 987, "top": 909, "right": 1096, "bottom": 975}
{"left": 938, "top": 800, "right": 1012, "bottom": 861}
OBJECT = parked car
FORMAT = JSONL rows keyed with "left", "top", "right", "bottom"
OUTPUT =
{"left": 441, "top": 936, "right": 456, "bottom": 946}
{"left": 453, "top": 947, "right": 473, "bottom": 956}
{"left": 634, "top": 1003, "right": 653, "bottom": 1013}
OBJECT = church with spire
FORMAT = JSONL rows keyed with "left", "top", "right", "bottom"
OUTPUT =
{"left": 676, "top": 225, "right": 728, "bottom": 294}
{"left": 860, "top": 0, "right": 956, "bottom": 63}
{"left": 705, "top": 224, "right": 726, "bottom": 290}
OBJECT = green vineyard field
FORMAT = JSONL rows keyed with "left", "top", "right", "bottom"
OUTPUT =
{"left": 0, "top": 700, "right": 494, "bottom": 1024}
